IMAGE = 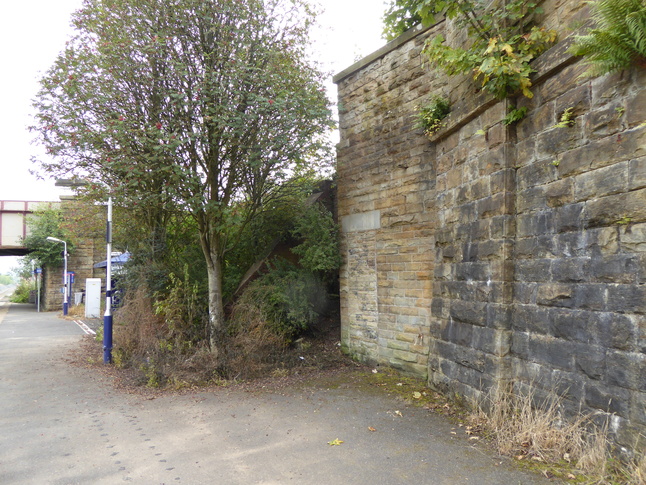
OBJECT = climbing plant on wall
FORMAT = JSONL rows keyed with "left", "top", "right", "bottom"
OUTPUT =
{"left": 383, "top": 0, "right": 557, "bottom": 100}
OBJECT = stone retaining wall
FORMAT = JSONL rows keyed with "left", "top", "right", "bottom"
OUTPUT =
{"left": 334, "top": 4, "right": 645, "bottom": 452}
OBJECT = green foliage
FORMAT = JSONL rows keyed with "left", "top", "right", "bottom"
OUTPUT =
{"left": 502, "top": 106, "right": 528, "bottom": 125}
{"left": 416, "top": 96, "right": 451, "bottom": 135}
{"left": 383, "top": 0, "right": 557, "bottom": 99}
{"left": 10, "top": 279, "right": 35, "bottom": 303}
{"left": 0, "top": 274, "right": 14, "bottom": 285}
{"left": 235, "top": 260, "right": 328, "bottom": 339}
{"left": 220, "top": 178, "right": 318, "bottom": 300}
{"left": 554, "top": 107, "right": 576, "bottom": 128}
{"left": 290, "top": 203, "right": 342, "bottom": 275}
{"left": 22, "top": 205, "right": 74, "bottom": 267}
{"left": 570, "top": 0, "right": 646, "bottom": 77}
{"left": 153, "top": 266, "right": 207, "bottom": 349}
{"left": 383, "top": 0, "right": 468, "bottom": 41}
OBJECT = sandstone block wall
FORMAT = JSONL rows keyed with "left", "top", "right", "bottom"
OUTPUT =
{"left": 335, "top": 3, "right": 645, "bottom": 451}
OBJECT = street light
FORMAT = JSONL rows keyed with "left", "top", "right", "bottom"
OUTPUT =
{"left": 46, "top": 236, "right": 68, "bottom": 315}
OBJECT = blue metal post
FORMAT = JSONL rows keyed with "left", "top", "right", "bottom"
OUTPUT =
{"left": 62, "top": 241, "right": 68, "bottom": 315}
{"left": 103, "top": 197, "right": 113, "bottom": 364}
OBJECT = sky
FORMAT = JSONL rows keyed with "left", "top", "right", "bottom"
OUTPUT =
{"left": 0, "top": 0, "right": 387, "bottom": 274}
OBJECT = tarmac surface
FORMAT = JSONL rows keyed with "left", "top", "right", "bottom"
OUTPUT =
{"left": 0, "top": 298, "right": 557, "bottom": 484}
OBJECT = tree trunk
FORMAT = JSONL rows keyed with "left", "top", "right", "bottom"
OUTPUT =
{"left": 203, "top": 238, "right": 226, "bottom": 355}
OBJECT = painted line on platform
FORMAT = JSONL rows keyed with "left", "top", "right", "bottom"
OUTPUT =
{"left": 74, "top": 319, "right": 96, "bottom": 335}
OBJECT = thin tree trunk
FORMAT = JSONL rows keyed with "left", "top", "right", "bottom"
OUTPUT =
{"left": 203, "top": 236, "right": 226, "bottom": 355}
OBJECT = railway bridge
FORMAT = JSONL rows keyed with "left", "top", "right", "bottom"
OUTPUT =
{"left": 0, "top": 201, "right": 57, "bottom": 256}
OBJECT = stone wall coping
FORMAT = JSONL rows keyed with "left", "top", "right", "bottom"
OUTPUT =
{"left": 427, "top": 34, "right": 581, "bottom": 143}
{"left": 332, "top": 21, "right": 440, "bottom": 85}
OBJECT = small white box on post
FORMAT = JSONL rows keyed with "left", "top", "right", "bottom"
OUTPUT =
{"left": 85, "top": 278, "right": 102, "bottom": 318}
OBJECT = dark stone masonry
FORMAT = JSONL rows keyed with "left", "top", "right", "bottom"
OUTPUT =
{"left": 334, "top": 1, "right": 645, "bottom": 453}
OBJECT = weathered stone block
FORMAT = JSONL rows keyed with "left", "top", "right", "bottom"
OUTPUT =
{"left": 449, "top": 300, "right": 487, "bottom": 326}
{"left": 605, "top": 350, "right": 646, "bottom": 391}
{"left": 559, "top": 127, "right": 645, "bottom": 180}
{"left": 528, "top": 335, "right": 575, "bottom": 371}
{"left": 585, "top": 381, "right": 631, "bottom": 416}
{"left": 572, "top": 284, "right": 607, "bottom": 311}
{"left": 598, "top": 313, "right": 638, "bottom": 352}
{"left": 606, "top": 284, "right": 646, "bottom": 314}
{"left": 620, "top": 223, "right": 646, "bottom": 253}
{"left": 512, "top": 304, "right": 552, "bottom": 335}
{"left": 513, "top": 282, "right": 538, "bottom": 305}
{"left": 589, "top": 255, "right": 640, "bottom": 284}
{"left": 554, "top": 203, "right": 584, "bottom": 232}
{"left": 551, "top": 257, "right": 589, "bottom": 283}
{"left": 551, "top": 309, "right": 598, "bottom": 343}
{"left": 536, "top": 125, "right": 584, "bottom": 160}
{"left": 515, "top": 259, "right": 552, "bottom": 282}
{"left": 517, "top": 161, "right": 558, "bottom": 190}
{"left": 517, "top": 211, "right": 555, "bottom": 238}
{"left": 576, "top": 345, "right": 606, "bottom": 381}
{"left": 537, "top": 283, "right": 574, "bottom": 308}
{"left": 511, "top": 332, "right": 530, "bottom": 360}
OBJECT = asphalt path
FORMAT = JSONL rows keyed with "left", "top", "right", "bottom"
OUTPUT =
{"left": 0, "top": 298, "right": 556, "bottom": 485}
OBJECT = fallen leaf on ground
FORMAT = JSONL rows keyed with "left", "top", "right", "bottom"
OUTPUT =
{"left": 368, "top": 427, "right": 376, "bottom": 432}
{"left": 413, "top": 391, "right": 422, "bottom": 399}
{"left": 327, "top": 439, "right": 344, "bottom": 446}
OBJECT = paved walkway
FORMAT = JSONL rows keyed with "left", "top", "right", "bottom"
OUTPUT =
{"left": 0, "top": 301, "right": 555, "bottom": 484}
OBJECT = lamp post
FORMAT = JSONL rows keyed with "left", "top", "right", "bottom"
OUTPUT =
{"left": 46, "top": 236, "right": 68, "bottom": 315}
{"left": 103, "top": 197, "right": 113, "bottom": 364}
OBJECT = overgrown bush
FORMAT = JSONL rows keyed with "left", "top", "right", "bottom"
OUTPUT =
{"left": 231, "top": 260, "right": 329, "bottom": 340}
{"left": 10, "top": 279, "right": 34, "bottom": 303}
{"left": 290, "top": 202, "right": 342, "bottom": 277}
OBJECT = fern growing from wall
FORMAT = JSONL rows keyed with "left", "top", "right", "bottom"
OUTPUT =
{"left": 570, "top": 0, "right": 646, "bottom": 76}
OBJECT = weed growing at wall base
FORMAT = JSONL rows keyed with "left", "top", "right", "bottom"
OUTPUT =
{"left": 469, "top": 383, "right": 646, "bottom": 484}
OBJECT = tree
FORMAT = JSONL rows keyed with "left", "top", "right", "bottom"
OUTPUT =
{"left": 22, "top": 205, "right": 73, "bottom": 268}
{"left": 32, "top": 0, "right": 334, "bottom": 354}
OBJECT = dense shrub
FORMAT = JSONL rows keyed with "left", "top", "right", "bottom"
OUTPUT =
{"left": 10, "top": 280, "right": 34, "bottom": 303}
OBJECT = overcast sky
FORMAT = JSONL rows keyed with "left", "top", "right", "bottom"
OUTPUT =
{"left": 0, "top": 0, "right": 386, "bottom": 273}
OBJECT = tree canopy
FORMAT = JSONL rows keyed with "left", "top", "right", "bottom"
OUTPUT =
{"left": 32, "top": 0, "right": 334, "bottom": 352}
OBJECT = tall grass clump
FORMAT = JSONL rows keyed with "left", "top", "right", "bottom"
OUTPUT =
{"left": 470, "top": 382, "right": 646, "bottom": 483}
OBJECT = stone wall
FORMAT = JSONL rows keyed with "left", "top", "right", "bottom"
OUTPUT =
{"left": 334, "top": 4, "right": 645, "bottom": 451}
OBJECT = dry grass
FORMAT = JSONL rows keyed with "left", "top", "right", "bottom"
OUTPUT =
{"left": 105, "top": 282, "right": 345, "bottom": 387}
{"left": 224, "top": 296, "right": 292, "bottom": 380}
{"left": 470, "top": 383, "right": 646, "bottom": 484}
{"left": 471, "top": 383, "right": 588, "bottom": 463}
